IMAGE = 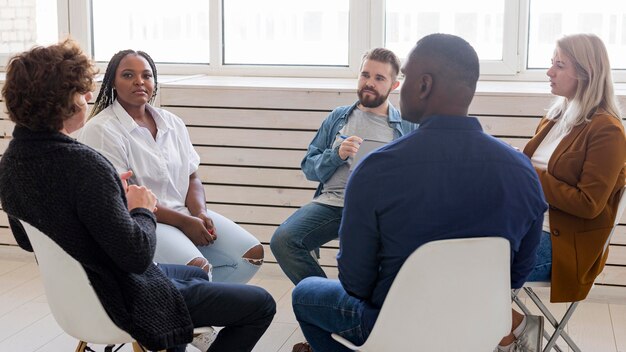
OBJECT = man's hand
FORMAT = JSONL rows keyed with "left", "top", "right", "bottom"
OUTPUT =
{"left": 338, "top": 135, "right": 364, "bottom": 160}
{"left": 180, "top": 215, "right": 215, "bottom": 246}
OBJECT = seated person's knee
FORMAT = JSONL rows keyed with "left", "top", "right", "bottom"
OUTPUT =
{"left": 243, "top": 244, "right": 264, "bottom": 266}
{"left": 187, "top": 256, "right": 210, "bottom": 273}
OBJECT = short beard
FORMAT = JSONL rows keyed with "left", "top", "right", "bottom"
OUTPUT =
{"left": 358, "top": 88, "right": 389, "bottom": 108}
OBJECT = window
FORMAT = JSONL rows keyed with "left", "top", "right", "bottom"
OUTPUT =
{"left": 0, "top": 0, "right": 58, "bottom": 61}
{"left": 528, "top": 0, "right": 626, "bottom": 70}
{"left": 91, "top": 0, "right": 210, "bottom": 64}
{"left": 385, "top": 0, "right": 505, "bottom": 61}
{"left": 385, "top": 0, "right": 518, "bottom": 75}
{"left": 3, "top": 1, "right": 626, "bottom": 81}
{"left": 222, "top": 0, "right": 349, "bottom": 66}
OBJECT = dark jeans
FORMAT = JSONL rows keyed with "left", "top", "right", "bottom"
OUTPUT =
{"left": 158, "top": 264, "right": 276, "bottom": 352}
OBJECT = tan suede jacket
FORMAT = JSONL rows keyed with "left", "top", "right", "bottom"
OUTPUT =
{"left": 523, "top": 111, "right": 626, "bottom": 302}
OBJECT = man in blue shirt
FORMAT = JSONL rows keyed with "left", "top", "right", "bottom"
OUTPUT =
{"left": 291, "top": 34, "right": 547, "bottom": 352}
{"left": 270, "top": 48, "right": 415, "bottom": 287}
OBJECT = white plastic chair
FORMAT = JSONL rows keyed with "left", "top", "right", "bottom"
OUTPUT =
{"left": 331, "top": 237, "right": 512, "bottom": 352}
{"left": 512, "top": 185, "right": 626, "bottom": 352}
{"left": 20, "top": 220, "right": 212, "bottom": 352}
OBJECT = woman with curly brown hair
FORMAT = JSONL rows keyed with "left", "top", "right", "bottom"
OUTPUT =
{"left": 0, "top": 39, "right": 275, "bottom": 352}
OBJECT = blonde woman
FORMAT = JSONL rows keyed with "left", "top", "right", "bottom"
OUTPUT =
{"left": 499, "top": 34, "right": 626, "bottom": 352}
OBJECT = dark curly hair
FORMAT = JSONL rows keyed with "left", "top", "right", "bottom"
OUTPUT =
{"left": 90, "top": 50, "right": 158, "bottom": 119}
{"left": 1, "top": 39, "right": 96, "bottom": 132}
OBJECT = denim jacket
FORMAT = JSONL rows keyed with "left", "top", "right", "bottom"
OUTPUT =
{"left": 301, "top": 101, "right": 417, "bottom": 198}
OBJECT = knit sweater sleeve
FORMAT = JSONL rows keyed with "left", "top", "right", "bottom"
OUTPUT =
{"left": 75, "top": 151, "right": 158, "bottom": 274}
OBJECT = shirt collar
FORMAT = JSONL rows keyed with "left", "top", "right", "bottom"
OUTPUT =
{"left": 418, "top": 115, "right": 483, "bottom": 131}
{"left": 112, "top": 100, "right": 174, "bottom": 133}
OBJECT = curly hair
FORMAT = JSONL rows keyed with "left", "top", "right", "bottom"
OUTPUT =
{"left": 90, "top": 50, "right": 158, "bottom": 119}
{"left": 1, "top": 39, "right": 96, "bottom": 132}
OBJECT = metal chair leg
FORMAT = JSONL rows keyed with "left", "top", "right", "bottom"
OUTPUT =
{"left": 524, "top": 288, "right": 581, "bottom": 352}
{"left": 512, "top": 289, "right": 564, "bottom": 352}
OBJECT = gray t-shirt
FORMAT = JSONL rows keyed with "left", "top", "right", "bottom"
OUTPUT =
{"left": 314, "top": 107, "right": 395, "bottom": 207}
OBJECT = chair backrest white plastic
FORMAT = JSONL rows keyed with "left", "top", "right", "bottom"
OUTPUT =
{"left": 20, "top": 220, "right": 134, "bottom": 344}
{"left": 358, "top": 237, "right": 512, "bottom": 352}
{"left": 604, "top": 185, "right": 626, "bottom": 253}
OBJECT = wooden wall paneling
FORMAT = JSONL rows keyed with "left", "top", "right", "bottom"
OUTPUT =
{"left": 198, "top": 165, "right": 316, "bottom": 189}
{"left": 596, "top": 266, "right": 626, "bottom": 286}
{"left": 195, "top": 146, "right": 304, "bottom": 168}
{"left": 207, "top": 203, "right": 298, "bottom": 225}
{"left": 0, "top": 119, "right": 15, "bottom": 137}
{"left": 606, "top": 245, "right": 626, "bottom": 266}
{"left": 612, "top": 227, "right": 626, "bottom": 245}
{"left": 204, "top": 184, "right": 312, "bottom": 207}
{"left": 161, "top": 87, "right": 356, "bottom": 110}
{"left": 188, "top": 127, "right": 315, "bottom": 149}
{"left": 0, "top": 137, "right": 10, "bottom": 155}
{"left": 476, "top": 115, "right": 540, "bottom": 137}
{"left": 469, "top": 93, "right": 553, "bottom": 117}
{"left": 168, "top": 107, "right": 328, "bottom": 130}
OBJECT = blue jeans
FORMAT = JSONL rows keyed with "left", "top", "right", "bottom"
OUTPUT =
{"left": 526, "top": 231, "right": 552, "bottom": 282}
{"left": 270, "top": 202, "right": 343, "bottom": 285}
{"left": 292, "top": 277, "right": 370, "bottom": 352}
{"left": 158, "top": 264, "right": 276, "bottom": 352}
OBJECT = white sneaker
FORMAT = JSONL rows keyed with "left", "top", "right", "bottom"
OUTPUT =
{"left": 190, "top": 327, "right": 218, "bottom": 352}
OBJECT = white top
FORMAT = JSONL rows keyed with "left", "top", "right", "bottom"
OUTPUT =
{"left": 76, "top": 100, "right": 200, "bottom": 213}
{"left": 530, "top": 123, "right": 567, "bottom": 232}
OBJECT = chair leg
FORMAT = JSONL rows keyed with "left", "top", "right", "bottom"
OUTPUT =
{"left": 75, "top": 341, "right": 88, "bottom": 352}
{"left": 523, "top": 288, "right": 581, "bottom": 352}
{"left": 512, "top": 289, "right": 564, "bottom": 352}
{"left": 541, "top": 301, "right": 581, "bottom": 352}
{"left": 132, "top": 342, "right": 145, "bottom": 352}
{"left": 131, "top": 341, "right": 167, "bottom": 352}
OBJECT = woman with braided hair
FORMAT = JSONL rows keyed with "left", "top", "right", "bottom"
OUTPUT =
{"left": 78, "top": 50, "right": 264, "bottom": 283}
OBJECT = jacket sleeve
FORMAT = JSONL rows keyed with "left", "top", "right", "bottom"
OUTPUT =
{"left": 76, "top": 160, "right": 158, "bottom": 274}
{"left": 300, "top": 111, "right": 346, "bottom": 183}
{"left": 540, "top": 121, "right": 626, "bottom": 219}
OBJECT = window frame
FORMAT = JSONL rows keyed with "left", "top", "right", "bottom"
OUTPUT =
{"left": 1, "top": 0, "right": 625, "bottom": 82}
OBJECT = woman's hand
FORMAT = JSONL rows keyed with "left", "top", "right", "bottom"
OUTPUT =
{"left": 126, "top": 185, "right": 157, "bottom": 212}
{"left": 195, "top": 212, "right": 217, "bottom": 240}
{"left": 180, "top": 215, "right": 215, "bottom": 246}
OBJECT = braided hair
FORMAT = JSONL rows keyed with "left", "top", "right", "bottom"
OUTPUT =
{"left": 89, "top": 50, "right": 158, "bottom": 119}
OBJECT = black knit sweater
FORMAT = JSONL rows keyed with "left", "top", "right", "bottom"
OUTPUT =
{"left": 0, "top": 126, "right": 193, "bottom": 350}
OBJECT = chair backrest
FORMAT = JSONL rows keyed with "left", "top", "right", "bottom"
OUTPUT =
{"left": 359, "top": 237, "right": 512, "bottom": 352}
{"left": 603, "top": 185, "right": 626, "bottom": 253}
{"left": 19, "top": 220, "right": 134, "bottom": 344}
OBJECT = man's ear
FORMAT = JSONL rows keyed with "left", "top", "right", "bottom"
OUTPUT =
{"left": 391, "top": 80, "right": 400, "bottom": 91}
{"left": 418, "top": 74, "right": 433, "bottom": 99}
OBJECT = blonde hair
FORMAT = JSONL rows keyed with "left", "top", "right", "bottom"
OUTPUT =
{"left": 546, "top": 34, "right": 621, "bottom": 137}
